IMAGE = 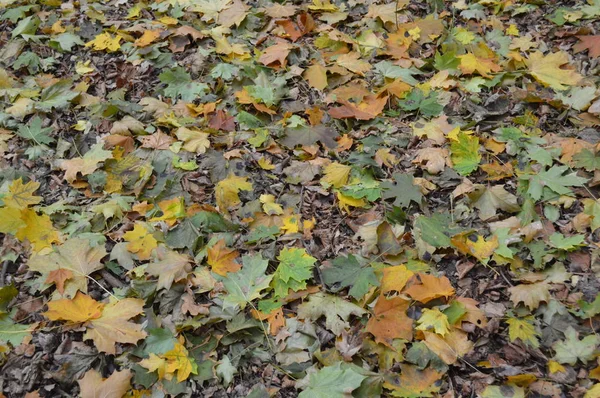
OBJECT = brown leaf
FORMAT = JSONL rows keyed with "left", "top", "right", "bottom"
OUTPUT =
{"left": 366, "top": 296, "right": 413, "bottom": 347}
{"left": 574, "top": 35, "right": 600, "bottom": 58}
{"left": 207, "top": 239, "right": 241, "bottom": 276}
{"left": 139, "top": 132, "right": 175, "bottom": 150}
{"left": 259, "top": 40, "right": 294, "bottom": 68}
{"left": 509, "top": 282, "right": 551, "bottom": 310}
{"left": 78, "top": 369, "right": 132, "bottom": 398}
{"left": 45, "top": 269, "right": 73, "bottom": 295}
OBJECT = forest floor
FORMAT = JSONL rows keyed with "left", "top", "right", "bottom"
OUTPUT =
{"left": 1, "top": 0, "right": 600, "bottom": 397}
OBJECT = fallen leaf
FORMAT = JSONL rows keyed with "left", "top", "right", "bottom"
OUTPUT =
{"left": 366, "top": 296, "right": 413, "bottom": 347}
{"left": 207, "top": 239, "right": 241, "bottom": 276}
{"left": 404, "top": 273, "right": 455, "bottom": 303}
{"left": 78, "top": 369, "right": 132, "bottom": 398}
{"left": 146, "top": 246, "right": 192, "bottom": 290}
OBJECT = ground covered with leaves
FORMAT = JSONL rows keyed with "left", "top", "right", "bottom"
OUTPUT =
{"left": 1, "top": 0, "right": 600, "bottom": 397}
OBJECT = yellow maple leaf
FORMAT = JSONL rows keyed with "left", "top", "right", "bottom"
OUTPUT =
{"left": 207, "top": 239, "right": 241, "bottom": 276}
{"left": 416, "top": 308, "right": 451, "bottom": 336}
{"left": 123, "top": 223, "right": 158, "bottom": 260}
{"left": 215, "top": 174, "right": 252, "bottom": 212}
{"left": 0, "top": 206, "right": 25, "bottom": 235}
{"left": 303, "top": 63, "right": 328, "bottom": 90}
{"left": 458, "top": 53, "right": 502, "bottom": 78}
{"left": 451, "top": 233, "right": 499, "bottom": 262}
{"left": 16, "top": 208, "right": 60, "bottom": 252}
{"left": 260, "top": 194, "right": 283, "bottom": 215}
{"left": 149, "top": 197, "right": 185, "bottom": 226}
{"left": 85, "top": 32, "right": 122, "bottom": 52}
{"left": 3, "top": 178, "right": 42, "bottom": 209}
{"left": 134, "top": 30, "right": 161, "bottom": 47}
{"left": 423, "top": 329, "right": 473, "bottom": 365}
{"left": 44, "top": 292, "right": 105, "bottom": 323}
{"left": 281, "top": 212, "right": 300, "bottom": 234}
{"left": 381, "top": 265, "right": 414, "bottom": 294}
{"left": 337, "top": 191, "right": 366, "bottom": 213}
{"left": 506, "top": 316, "right": 540, "bottom": 347}
{"left": 140, "top": 341, "right": 198, "bottom": 382}
{"left": 525, "top": 51, "right": 583, "bottom": 91}
{"left": 321, "top": 162, "right": 352, "bottom": 188}
{"left": 175, "top": 127, "right": 210, "bottom": 154}
{"left": 336, "top": 52, "right": 372, "bottom": 76}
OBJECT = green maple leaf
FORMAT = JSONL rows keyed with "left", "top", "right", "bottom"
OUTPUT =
{"left": 398, "top": 89, "right": 443, "bottom": 117}
{"left": 220, "top": 254, "right": 273, "bottom": 309}
{"left": 451, "top": 132, "right": 481, "bottom": 176}
{"left": 548, "top": 232, "right": 586, "bottom": 251}
{"left": 271, "top": 247, "right": 316, "bottom": 298}
{"left": 0, "top": 313, "right": 33, "bottom": 346}
{"left": 381, "top": 173, "right": 423, "bottom": 208}
{"left": 574, "top": 149, "right": 600, "bottom": 171}
{"left": 524, "top": 165, "right": 588, "bottom": 201}
{"left": 36, "top": 79, "right": 78, "bottom": 111}
{"left": 299, "top": 362, "right": 367, "bottom": 398}
{"left": 297, "top": 292, "right": 366, "bottom": 335}
{"left": 281, "top": 124, "right": 339, "bottom": 149}
{"left": 413, "top": 213, "right": 463, "bottom": 248}
{"left": 553, "top": 326, "right": 600, "bottom": 365}
{"left": 159, "top": 67, "right": 207, "bottom": 102}
{"left": 16, "top": 116, "right": 54, "bottom": 145}
{"left": 480, "top": 385, "right": 525, "bottom": 398}
{"left": 50, "top": 32, "right": 84, "bottom": 52}
{"left": 322, "top": 254, "right": 379, "bottom": 299}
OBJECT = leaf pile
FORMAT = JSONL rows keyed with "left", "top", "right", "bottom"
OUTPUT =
{"left": 1, "top": 0, "right": 600, "bottom": 397}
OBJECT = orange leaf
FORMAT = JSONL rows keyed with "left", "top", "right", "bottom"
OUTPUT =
{"left": 404, "top": 273, "right": 455, "bottom": 303}
{"left": 366, "top": 296, "right": 413, "bottom": 347}
{"left": 46, "top": 269, "right": 73, "bottom": 295}
{"left": 207, "top": 239, "right": 241, "bottom": 276}
{"left": 259, "top": 40, "right": 293, "bottom": 68}
{"left": 44, "top": 292, "right": 104, "bottom": 323}
{"left": 329, "top": 95, "right": 388, "bottom": 120}
{"left": 134, "top": 30, "right": 161, "bottom": 47}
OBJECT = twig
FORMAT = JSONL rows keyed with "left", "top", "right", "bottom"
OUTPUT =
{"left": 0, "top": 260, "right": 9, "bottom": 287}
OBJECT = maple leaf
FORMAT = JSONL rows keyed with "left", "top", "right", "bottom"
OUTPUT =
{"left": 380, "top": 265, "right": 414, "bottom": 294}
{"left": 299, "top": 362, "right": 367, "bottom": 398}
{"left": 450, "top": 131, "right": 481, "bottom": 176}
{"left": 28, "top": 237, "right": 106, "bottom": 296}
{"left": 207, "top": 239, "right": 241, "bottom": 276}
{"left": 336, "top": 52, "right": 372, "bottom": 76}
{"left": 140, "top": 341, "right": 198, "bottom": 382}
{"left": 134, "top": 29, "right": 161, "bottom": 47}
{"left": 553, "top": 326, "right": 600, "bottom": 365}
{"left": 3, "top": 178, "right": 41, "bottom": 209}
{"left": 525, "top": 51, "right": 583, "bottom": 91}
{"left": 304, "top": 63, "right": 328, "bottom": 90}
{"left": 451, "top": 233, "right": 499, "bottom": 263}
{"left": 480, "top": 385, "right": 525, "bottom": 398}
{"left": 259, "top": 40, "right": 293, "bottom": 68}
{"left": 215, "top": 174, "right": 252, "bottom": 212}
{"left": 383, "top": 364, "right": 443, "bottom": 397}
{"left": 423, "top": 329, "right": 474, "bottom": 365}
{"left": 0, "top": 206, "right": 25, "bottom": 235}
{"left": 381, "top": 173, "right": 423, "bottom": 208}
{"left": 321, "top": 162, "right": 352, "bottom": 188}
{"left": 272, "top": 247, "right": 316, "bottom": 298}
{"left": 123, "top": 223, "right": 157, "bottom": 260}
{"left": 146, "top": 246, "right": 192, "bottom": 290}
{"left": 404, "top": 273, "right": 455, "bottom": 303}
{"left": 297, "top": 292, "right": 366, "bottom": 335}
{"left": 574, "top": 35, "right": 600, "bottom": 58}
{"left": 85, "top": 32, "right": 121, "bottom": 52}
{"left": 281, "top": 124, "right": 339, "bottom": 148}
{"left": 148, "top": 197, "right": 186, "bottom": 226}
{"left": 44, "top": 292, "right": 104, "bottom": 323}
{"left": 366, "top": 296, "right": 413, "bottom": 347}
{"left": 60, "top": 143, "right": 113, "bottom": 183}
{"left": 328, "top": 95, "right": 388, "bottom": 120}
{"left": 469, "top": 185, "right": 520, "bottom": 221}
{"left": 175, "top": 127, "right": 210, "bottom": 154}
{"left": 219, "top": 253, "right": 273, "bottom": 309}
{"left": 506, "top": 316, "right": 540, "bottom": 348}
{"left": 78, "top": 369, "right": 132, "bottom": 398}
{"left": 458, "top": 53, "right": 501, "bottom": 78}
{"left": 15, "top": 208, "right": 60, "bottom": 252}
{"left": 416, "top": 308, "right": 451, "bottom": 336}
{"left": 15, "top": 116, "right": 53, "bottom": 145}
{"left": 509, "top": 282, "right": 551, "bottom": 310}
{"left": 322, "top": 254, "right": 379, "bottom": 299}
{"left": 45, "top": 269, "right": 73, "bottom": 295}
{"left": 260, "top": 194, "right": 283, "bottom": 215}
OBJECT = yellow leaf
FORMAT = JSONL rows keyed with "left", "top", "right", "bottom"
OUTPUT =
{"left": 304, "top": 63, "right": 328, "bottom": 90}
{"left": 16, "top": 208, "right": 60, "bottom": 252}
{"left": 506, "top": 24, "right": 519, "bottom": 36}
{"left": 123, "top": 223, "right": 157, "bottom": 260}
{"left": 140, "top": 342, "right": 197, "bottom": 382}
{"left": 4, "top": 178, "right": 42, "bottom": 209}
{"left": 423, "top": 329, "right": 473, "bottom": 365}
{"left": 321, "top": 162, "right": 352, "bottom": 188}
{"left": 78, "top": 369, "right": 132, "bottom": 398}
{"left": 44, "top": 292, "right": 105, "bottom": 323}
{"left": 309, "top": 0, "right": 338, "bottom": 12}
{"left": 381, "top": 265, "right": 414, "bottom": 294}
{"left": 260, "top": 194, "right": 283, "bottom": 215}
{"left": 506, "top": 316, "right": 540, "bottom": 348}
{"left": 404, "top": 273, "right": 455, "bottom": 303}
{"left": 257, "top": 157, "right": 275, "bottom": 170}
{"left": 451, "top": 233, "right": 499, "bottom": 262}
{"left": 148, "top": 197, "right": 185, "bottom": 226}
{"left": 175, "top": 127, "right": 210, "bottom": 154}
{"left": 281, "top": 212, "right": 300, "bottom": 234}
{"left": 134, "top": 30, "right": 161, "bottom": 47}
{"left": 215, "top": 174, "right": 252, "bottom": 212}
{"left": 139, "top": 354, "right": 168, "bottom": 380}
{"left": 458, "top": 53, "right": 502, "bottom": 78}
{"left": 416, "top": 308, "right": 451, "bottom": 336}
{"left": 0, "top": 206, "right": 25, "bottom": 235}
{"left": 207, "top": 239, "right": 241, "bottom": 276}
{"left": 337, "top": 191, "right": 366, "bottom": 213}
{"left": 28, "top": 237, "right": 106, "bottom": 297}
{"left": 85, "top": 32, "right": 122, "bottom": 52}
{"left": 336, "top": 52, "right": 372, "bottom": 76}
{"left": 548, "top": 360, "right": 566, "bottom": 374}
{"left": 525, "top": 51, "right": 583, "bottom": 91}
{"left": 75, "top": 61, "right": 95, "bottom": 75}
{"left": 84, "top": 297, "right": 147, "bottom": 354}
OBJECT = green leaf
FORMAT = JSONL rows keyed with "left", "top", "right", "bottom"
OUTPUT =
{"left": 398, "top": 89, "right": 443, "bottom": 117}
{"left": 574, "top": 149, "right": 600, "bottom": 171}
{"left": 374, "top": 61, "right": 420, "bottom": 85}
{"left": 297, "top": 292, "right": 366, "bottom": 335}
{"left": 525, "top": 165, "right": 588, "bottom": 201}
{"left": 548, "top": 232, "right": 586, "bottom": 251}
{"left": 159, "top": 67, "right": 207, "bottom": 102}
{"left": 36, "top": 79, "right": 78, "bottom": 111}
{"left": 16, "top": 116, "right": 54, "bottom": 145}
{"left": 413, "top": 214, "right": 462, "bottom": 248}
{"left": 272, "top": 247, "right": 316, "bottom": 298}
{"left": 480, "top": 385, "right": 525, "bottom": 398}
{"left": 0, "top": 313, "right": 32, "bottom": 346}
{"left": 381, "top": 173, "right": 423, "bottom": 208}
{"left": 220, "top": 254, "right": 273, "bottom": 309}
{"left": 50, "top": 32, "right": 84, "bottom": 52}
{"left": 450, "top": 132, "right": 481, "bottom": 176}
{"left": 282, "top": 124, "right": 339, "bottom": 149}
{"left": 299, "top": 363, "right": 367, "bottom": 398}
{"left": 553, "top": 326, "right": 600, "bottom": 365}
{"left": 322, "top": 254, "right": 379, "bottom": 299}
{"left": 506, "top": 317, "right": 539, "bottom": 348}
